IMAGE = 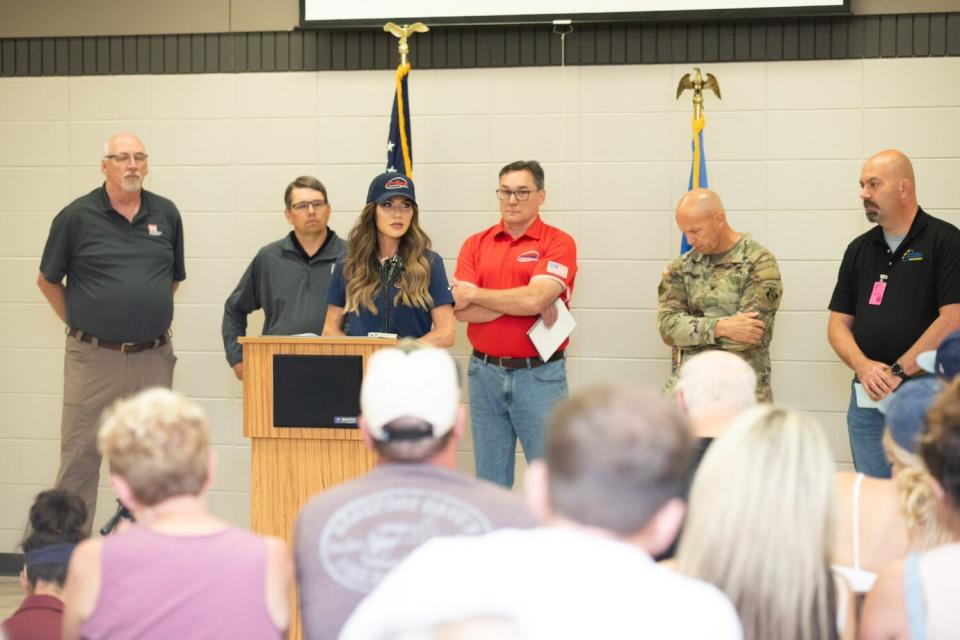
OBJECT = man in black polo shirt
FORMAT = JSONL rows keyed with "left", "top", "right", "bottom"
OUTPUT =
{"left": 221, "top": 176, "right": 346, "bottom": 381}
{"left": 828, "top": 149, "right": 960, "bottom": 477}
{"left": 36, "top": 132, "right": 185, "bottom": 531}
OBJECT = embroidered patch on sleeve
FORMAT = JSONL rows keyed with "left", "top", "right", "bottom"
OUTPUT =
{"left": 546, "top": 261, "right": 569, "bottom": 279}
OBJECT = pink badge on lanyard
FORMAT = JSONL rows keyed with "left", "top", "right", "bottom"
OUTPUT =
{"left": 869, "top": 280, "right": 887, "bottom": 306}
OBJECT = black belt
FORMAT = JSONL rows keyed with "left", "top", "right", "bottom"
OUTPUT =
{"left": 472, "top": 349, "right": 564, "bottom": 370}
{"left": 68, "top": 328, "right": 167, "bottom": 354}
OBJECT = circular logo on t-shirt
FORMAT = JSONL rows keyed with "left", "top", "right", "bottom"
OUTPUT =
{"left": 319, "top": 488, "right": 494, "bottom": 592}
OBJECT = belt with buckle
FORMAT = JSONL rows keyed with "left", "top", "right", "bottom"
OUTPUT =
{"left": 68, "top": 328, "right": 167, "bottom": 354}
{"left": 472, "top": 349, "right": 564, "bottom": 370}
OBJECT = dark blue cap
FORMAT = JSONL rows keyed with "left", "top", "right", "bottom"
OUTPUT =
{"left": 366, "top": 172, "right": 416, "bottom": 206}
{"left": 880, "top": 376, "right": 945, "bottom": 452}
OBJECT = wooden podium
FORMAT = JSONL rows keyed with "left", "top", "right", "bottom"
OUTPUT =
{"left": 239, "top": 335, "right": 397, "bottom": 639}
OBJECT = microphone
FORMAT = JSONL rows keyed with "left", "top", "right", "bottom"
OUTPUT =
{"left": 382, "top": 255, "right": 405, "bottom": 287}
{"left": 380, "top": 255, "right": 405, "bottom": 334}
{"left": 99, "top": 499, "right": 135, "bottom": 536}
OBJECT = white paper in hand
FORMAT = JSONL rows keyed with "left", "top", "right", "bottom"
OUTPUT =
{"left": 854, "top": 382, "right": 881, "bottom": 409}
{"left": 527, "top": 299, "right": 576, "bottom": 362}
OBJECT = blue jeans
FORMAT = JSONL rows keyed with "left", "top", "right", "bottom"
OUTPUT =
{"left": 467, "top": 356, "right": 569, "bottom": 488}
{"left": 847, "top": 380, "right": 892, "bottom": 478}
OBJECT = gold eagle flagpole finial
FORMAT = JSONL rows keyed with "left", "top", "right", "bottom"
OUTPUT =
{"left": 676, "top": 67, "right": 721, "bottom": 120}
{"left": 383, "top": 22, "right": 430, "bottom": 66}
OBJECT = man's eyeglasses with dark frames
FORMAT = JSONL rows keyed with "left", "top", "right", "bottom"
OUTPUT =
{"left": 495, "top": 189, "right": 538, "bottom": 201}
{"left": 104, "top": 153, "right": 148, "bottom": 165}
{"left": 289, "top": 200, "right": 327, "bottom": 212}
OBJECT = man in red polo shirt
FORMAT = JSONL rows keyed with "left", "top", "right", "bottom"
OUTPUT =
{"left": 451, "top": 160, "right": 577, "bottom": 488}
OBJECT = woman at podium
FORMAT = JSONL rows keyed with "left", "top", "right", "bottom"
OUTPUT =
{"left": 322, "top": 172, "right": 454, "bottom": 346}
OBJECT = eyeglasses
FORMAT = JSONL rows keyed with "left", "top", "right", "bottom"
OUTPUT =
{"left": 104, "top": 153, "right": 148, "bottom": 164}
{"left": 495, "top": 189, "right": 537, "bottom": 201}
{"left": 289, "top": 200, "right": 327, "bottom": 212}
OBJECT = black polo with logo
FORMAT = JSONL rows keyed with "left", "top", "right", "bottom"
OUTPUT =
{"left": 40, "top": 185, "right": 186, "bottom": 343}
{"left": 829, "top": 208, "right": 960, "bottom": 365}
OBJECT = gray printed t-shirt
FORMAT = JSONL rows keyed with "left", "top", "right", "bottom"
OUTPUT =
{"left": 294, "top": 464, "right": 535, "bottom": 640}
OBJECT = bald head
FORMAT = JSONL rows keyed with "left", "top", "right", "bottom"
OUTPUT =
{"left": 860, "top": 149, "right": 918, "bottom": 228}
{"left": 866, "top": 149, "right": 915, "bottom": 185}
{"left": 674, "top": 189, "right": 738, "bottom": 256}
{"left": 676, "top": 188, "right": 725, "bottom": 220}
{"left": 104, "top": 132, "right": 145, "bottom": 156}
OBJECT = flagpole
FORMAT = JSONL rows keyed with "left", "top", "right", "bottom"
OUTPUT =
{"left": 672, "top": 67, "right": 722, "bottom": 373}
{"left": 383, "top": 22, "right": 429, "bottom": 67}
{"left": 676, "top": 67, "right": 722, "bottom": 194}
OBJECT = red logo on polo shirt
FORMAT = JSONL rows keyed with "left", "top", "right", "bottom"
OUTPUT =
{"left": 385, "top": 177, "right": 409, "bottom": 190}
{"left": 517, "top": 250, "right": 539, "bottom": 263}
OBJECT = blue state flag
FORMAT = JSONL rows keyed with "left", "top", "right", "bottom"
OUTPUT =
{"left": 386, "top": 62, "right": 413, "bottom": 177}
{"left": 680, "top": 116, "right": 708, "bottom": 254}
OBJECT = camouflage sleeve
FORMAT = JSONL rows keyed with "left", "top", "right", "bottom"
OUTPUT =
{"left": 715, "top": 250, "right": 783, "bottom": 352}
{"left": 657, "top": 259, "right": 719, "bottom": 348}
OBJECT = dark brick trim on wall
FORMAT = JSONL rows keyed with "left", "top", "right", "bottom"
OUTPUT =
{"left": 0, "top": 13, "right": 957, "bottom": 77}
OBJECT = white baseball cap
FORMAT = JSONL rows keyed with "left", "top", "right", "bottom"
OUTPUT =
{"left": 360, "top": 345, "right": 460, "bottom": 441}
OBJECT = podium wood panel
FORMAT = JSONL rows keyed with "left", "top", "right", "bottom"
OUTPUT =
{"left": 239, "top": 336, "right": 395, "bottom": 640}
{"left": 250, "top": 438, "right": 375, "bottom": 538}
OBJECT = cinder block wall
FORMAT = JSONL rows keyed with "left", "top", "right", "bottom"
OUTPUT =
{"left": 1, "top": 57, "right": 958, "bottom": 551}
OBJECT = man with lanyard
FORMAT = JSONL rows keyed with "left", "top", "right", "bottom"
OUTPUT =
{"left": 222, "top": 176, "right": 346, "bottom": 380}
{"left": 828, "top": 149, "right": 960, "bottom": 477}
{"left": 37, "top": 132, "right": 185, "bottom": 532}
{"left": 452, "top": 160, "right": 577, "bottom": 488}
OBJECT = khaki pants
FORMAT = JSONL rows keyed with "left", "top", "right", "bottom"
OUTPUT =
{"left": 55, "top": 333, "right": 176, "bottom": 533}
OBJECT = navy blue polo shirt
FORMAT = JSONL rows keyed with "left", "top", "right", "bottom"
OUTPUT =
{"left": 327, "top": 250, "right": 453, "bottom": 338}
{"left": 829, "top": 208, "right": 960, "bottom": 365}
{"left": 39, "top": 185, "right": 186, "bottom": 343}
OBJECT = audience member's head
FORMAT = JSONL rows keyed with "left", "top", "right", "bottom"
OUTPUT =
{"left": 528, "top": 385, "right": 692, "bottom": 553}
{"left": 98, "top": 387, "right": 211, "bottom": 507}
{"left": 917, "top": 329, "right": 960, "bottom": 380}
{"left": 66, "top": 388, "right": 292, "bottom": 639}
{"left": 677, "top": 406, "right": 837, "bottom": 640}
{"left": 880, "top": 376, "right": 952, "bottom": 549}
{"left": 921, "top": 376, "right": 960, "bottom": 534}
{"left": 20, "top": 489, "right": 86, "bottom": 594}
{"left": 360, "top": 340, "right": 463, "bottom": 465}
{"left": 676, "top": 351, "right": 756, "bottom": 437}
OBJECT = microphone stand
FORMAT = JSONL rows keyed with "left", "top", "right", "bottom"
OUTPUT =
{"left": 380, "top": 256, "right": 405, "bottom": 334}
{"left": 381, "top": 262, "right": 392, "bottom": 334}
{"left": 99, "top": 499, "right": 134, "bottom": 536}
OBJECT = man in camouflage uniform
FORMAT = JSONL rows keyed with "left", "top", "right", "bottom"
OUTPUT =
{"left": 658, "top": 189, "right": 782, "bottom": 401}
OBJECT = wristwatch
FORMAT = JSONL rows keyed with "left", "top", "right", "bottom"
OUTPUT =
{"left": 891, "top": 362, "right": 909, "bottom": 381}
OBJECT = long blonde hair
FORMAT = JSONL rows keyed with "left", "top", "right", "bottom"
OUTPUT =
{"left": 884, "top": 430, "right": 953, "bottom": 549}
{"left": 343, "top": 201, "right": 434, "bottom": 315}
{"left": 677, "top": 405, "right": 838, "bottom": 640}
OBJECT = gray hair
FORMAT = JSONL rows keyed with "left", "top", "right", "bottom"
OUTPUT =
{"left": 677, "top": 351, "right": 756, "bottom": 417}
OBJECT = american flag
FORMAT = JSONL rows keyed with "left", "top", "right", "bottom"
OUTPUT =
{"left": 386, "top": 62, "right": 413, "bottom": 177}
